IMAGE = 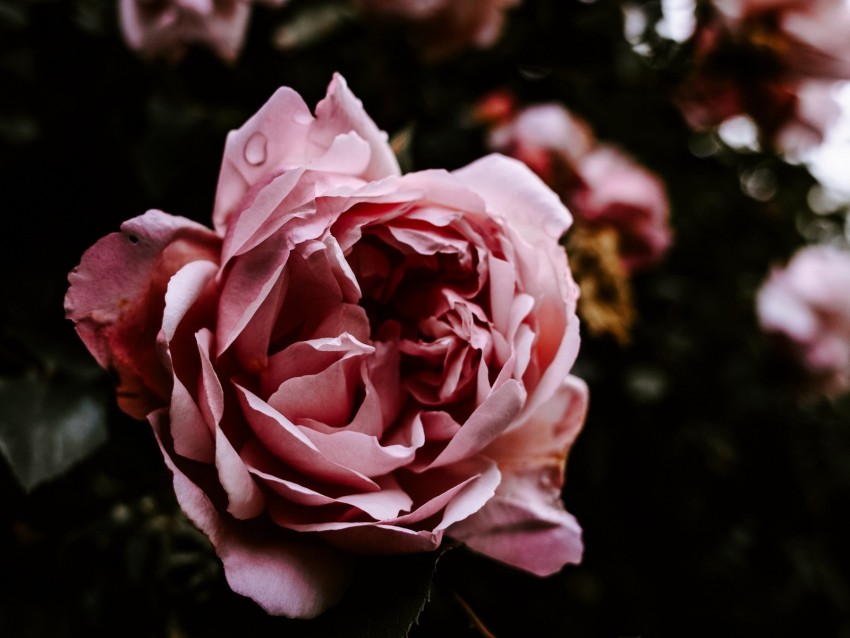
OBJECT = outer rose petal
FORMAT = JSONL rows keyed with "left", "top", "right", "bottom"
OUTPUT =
{"left": 150, "top": 409, "right": 353, "bottom": 618}
{"left": 453, "top": 154, "right": 580, "bottom": 408}
{"left": 453, "top": 153, "right": 573, "bottom": 243}
{"left": 65, "top": 210, "right": 221, "bottom": 419}
{"left": 448, "top": 376, "right": 588, "bottom": 575}
{"left": 213, "top": 74, "right": 399, "bottom": 232}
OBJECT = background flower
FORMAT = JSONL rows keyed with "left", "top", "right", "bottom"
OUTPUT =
{"left": 676, "top": 0, "right": 850, "bottom": 153}
{"left": 120, "top": 0, "right": 286, "bottom": 61}
{"left": 484, "top": 99, "right": 671, "bottom": 275}
{"left": 356, "top": 0, "right": 521, "bottom": 60}
{"left": 758, "top": 245, "right": 850, "bottom": 396}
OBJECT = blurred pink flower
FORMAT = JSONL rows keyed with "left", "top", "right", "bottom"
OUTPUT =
{"left": 572, "top": 146, "right": 672, "bottom": 274}
{"left": 66, "top": 74, "right": 587, "bottom": 617}
{"left": 487, "top": 102, "right": 594, "bottom": 188}
{"left": 120, "top": 0, "right": 285, "bottom": 62}
{"left": 485, "top": 99, "right": 671, "bottom": 273}
{"left": 677, "top": 0, "right": 850, "bottom": 151}
{"left": 758, "top": 245, "right": 850, "bottom": 396}
{"left": 357, "top": 0, "right": 520, "bottom": 60}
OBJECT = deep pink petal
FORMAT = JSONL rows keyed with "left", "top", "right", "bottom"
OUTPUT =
{"left": 65, "top": 210, "right": 220, "bottom": 419}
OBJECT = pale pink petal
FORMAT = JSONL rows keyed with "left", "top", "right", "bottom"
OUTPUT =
{"left": 427, "top": 379, "right": 525, "bottom": 468}
{"left": 307, "top": 131, "right": 373, "bottom": 176}
{"left": 214, "top": 88, "right": 315, "bottom": 231}
{"left": 236, "top": 384, "right": 381, "bottom": 492}
{"left": 196, "top": 329, "right": 266, "bottom": 520}
{"left": 452, "top": 153, "right": 573, "bottom": 242}
{"left": 220, "top": 168, "right": 309, "bottom": 263}
{"left": 311, "top": 74, "right": 401, "bottom": 181}
{"left": 490, "top": 375, "right": 588, "bottom": 461}
{"left": 449, "top": 376, "right": 587, "bottom": 575}
{"left": 269, "top": 354, "right": 363, "bottom": 427}
{"left": 299, "top": 428, "right": 423, "bottom": 477}
{"left": 169, "top": 375, "right": 214, "bottom": 462}
{"left": 161, "top": 260, "right": 219, "bottom": 344}
{"left": 160, "top": 260, "right": 219, "bottom": 462}
{"left": 149, "top": 409, "right": 352, "bottom": 619}
{"left": 448, "top": 480, "right": 583, "bottom": 576}
{"left": 216, "top": 237, "right": 289, "bottom": 357}
{"left": 262, "top": 331, "right": 374, "bottom": 396}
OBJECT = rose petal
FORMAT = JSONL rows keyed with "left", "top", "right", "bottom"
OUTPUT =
{"left": 426, "top": 379, "right": 525, "bottom": 469}
{"left": 311, "top": 74, "right": 401, "bottom": 181}
{"left": 453, "top": 154, "right": 573, "bottom": 243}
{"left": 65, "top": 210, "right": 220, "bottom": 419}
{"left": 448, "top": 479, "right": 583, "bottom": 576}
{"left": 195, "top": 329, "right": 266, "bottom": 520}
{"left": 449, "top": 376, "right": 588, "bottom": 575}
{"left": 149, "top": 409, "right": 352, "bottom": 618}
{"left": 214, "top": 88, "right": 314, "bottom": 231}
{"left": 237, "top": 384, "right": 381, "bottom": 492}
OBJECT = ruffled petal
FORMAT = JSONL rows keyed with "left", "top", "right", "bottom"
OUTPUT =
{"left": 149, "top": 409, "right": 352, "bottom": 618}
{"left": 65, "top": 210, "right": 220, "bottom": 419}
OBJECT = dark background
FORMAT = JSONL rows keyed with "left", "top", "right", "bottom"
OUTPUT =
{"left": 2, "top": 0, "right": 850, "bottom": 636}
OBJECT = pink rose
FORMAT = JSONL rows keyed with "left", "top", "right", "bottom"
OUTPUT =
{"left": 357, "top": 0, "right": 521, "bottom": 60}
{"left": 66, "top": 74, "right": 587, "bottom": 618}
{"left": 485, "top": 100, "right": 671, "bottom": 273}
{"left": 677, "top": 0, "right": 850, "bottom": 151}
{"left": 757, "top": 245, "right": 850, "bottom": 396}
{"left": 487, "top": 102, "right": 595, "bottom": 190}
{"left": 572, "top": 146, "right": 672, "bottom": 274}
{"left": 119, "top": 0, "right": 285, "bottom": 62}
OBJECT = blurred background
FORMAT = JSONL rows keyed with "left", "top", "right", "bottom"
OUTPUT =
{"left": 2, "top": 0, "right": 850, "bottom": 635}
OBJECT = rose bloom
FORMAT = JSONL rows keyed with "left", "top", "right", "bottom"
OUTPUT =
{"left": 66, "top": 75, "right": 587, "bottom": 617}
{"left": 486, "top": 101, "right": 671, "bottom": 273}
{"left": 757, "top": 245, "right": 850, "bottom": 396}
{"left": 571, "top": 146, "right": 671, "bottom": 274}
{"left": 120, "top": 0, "right": 285, "bottom": 62}
{"left": 356, "top": 0, "right": 520, "bottom": 60}
{"left": 487, "top": 102, "right": 595, "bottom": 189}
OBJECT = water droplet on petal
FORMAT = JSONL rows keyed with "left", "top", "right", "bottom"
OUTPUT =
{"left": 293, "top": 111, "right": 313, "bottom": 126}
{"left": 244, "top": 132, "right": 268, "bottom": 166}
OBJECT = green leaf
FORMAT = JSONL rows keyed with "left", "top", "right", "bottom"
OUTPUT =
{"left": 0, "top": 373, "right": 108, "bottom": 492}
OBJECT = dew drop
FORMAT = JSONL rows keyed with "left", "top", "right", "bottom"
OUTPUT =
{"left": 127, "top": 234, "right": 139, "bottom": 244}
{"left": 292, "top": 111, "right": 313, "bottom": 126}
{"left": 244, "top": 132, "right": 268, "bottom": 166}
